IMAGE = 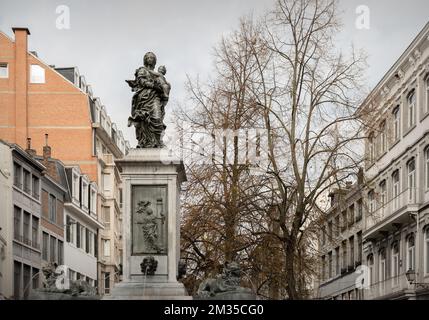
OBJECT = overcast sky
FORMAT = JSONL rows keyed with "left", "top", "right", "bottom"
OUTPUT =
{"left": 1, "top": 0, "right": 429, "bottom": 145}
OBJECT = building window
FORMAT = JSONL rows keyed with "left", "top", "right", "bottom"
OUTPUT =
{"left": 50, "top": 236, "right": 56, "bottom": 263}
{"left": 379, "top": 180, "right": 386, "bottom": 215}
{"left": 393, "top": 106, "right": 400, "bottom": 141}
{"left": 32, "top": 175, "right": 40, "bottom": 200}
{"left": 407, "top": 234, "right": 415, "bottom": 271}
{"left": 104, "top": 206, "right": 110, "bottom": 230}
{"left": 49, "top": 194, "right": 56, "bottom": 223}
{"left": 14, "top": 261, "right": 21, "bottom": 299}
{"left": 0, "top": 63, "right": 8, "bottom": 78}
{"left": 425, "top": 147, "right": 429, "bottom": 190}
{"left": 335, "top": 247, "right": 340, "bottom": 275}
{"left": 42, "top": 232, "right": 49, "bottom": 261}
{"left": 13, "top": 162, "right": 22, "bottom": 188}
{"left": 23, "top": 212, "right": 30, "bottom": 245}
{"left": 392, "top": 170, "right": 400, "bottom": 210}
{"left": 356, "top": 199, "right": 363, "bottom": 221}
{"left": 321, "top": 226, "right": 325, "bottom": 246}
{"left": 30, "top": 64, "right": 45, "bottom": 83}
{"left": 357, "top": 232, "right": 362, "bottom": 264}
{"left": 321, "top": 256, "right": 326, "bottom": 281}
{"left": 32, "top": 216, "right": 39, "bottom": 249}
{"left": 23, "top": 169, "right": 31, "bottom": 194}
{"left": 348, "top": 205, "right": 355, "bottom": 226}
{"left": 407, "top": 159, "right": 416, "bottom": 203}
{"left": 32, "top": 267, "right": 39, "bottom": 290}
{"left": 379, "top": 121, "right": 386, "bottom": 154}
{"left": 425, "top": 228, "right": 429, "bottom": 275}
{"left": 341, "top": 210, "right": 347, "bottom": 231}
{"left": 82, "top": 181, "right": 88, "bottom": 209}
{"left": 73, "top": 173, "right": 79, "bottom": 201}
{"left": 58, "top": 240, "right": 63, "bottom": 265}
{"left": 426, "top": 76, "right": 429, "bottom": 114}
{"left": 335, "top": 216, "right": 340, "bottom": 236}
{"left": 379, "top": 249, "right": 386, "bottom": 287}
{"left": 367, "top": 254, "right": 374, "bottom": 287}
{"left": 349, "top": 236, "right": 354, "bottom": 268}
{"left": 23, "top": 264, "right": 31, "bottom": 299}
{"left": 368, "top": 190, "right": 375, "bottom": 214}
{"left": 328, "top": 252, "right": 333, "bottom": 279}
{"left": 79, "top": 224, "right": 86, "bottom": 250}
{"left": 66, "top": 216, "right": 76, "bottom": 245}
{"left": 14, "top": 206, "right": 21, "bottom": 241}
{"left": 104, "top": 272, "right": 110, "bottom": 294}
{"left": 341, "top": 241, "right": 347, "bottom": 272}
{"left": 407, "top": 90, "right": 416, "bottom": 128}
{"left": 391, "top": 242, "right": 399, "bottom": 286}
{"left": 103, "top": 239, "right": 110, "bottom": 257}
{"left": 368, "top": 133, "right": 375, "bottom": 163}
{"left": 90, "top": 187, "right": 97, "bottom": 214}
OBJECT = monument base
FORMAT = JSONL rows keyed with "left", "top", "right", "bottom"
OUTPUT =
{"left": 103, "top": 281, "right": 191, "bottom": 300}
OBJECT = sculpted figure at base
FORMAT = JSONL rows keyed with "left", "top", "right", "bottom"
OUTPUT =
{"left": 196, "top": 261, "right": 253, "bottom": 298}
{"left": 126, "top": 52, "right": 171, "bottom": 148}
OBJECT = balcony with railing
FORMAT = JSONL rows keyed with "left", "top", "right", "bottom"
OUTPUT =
{"left": 365, "top": 187, "right": 419, "bottom": 238}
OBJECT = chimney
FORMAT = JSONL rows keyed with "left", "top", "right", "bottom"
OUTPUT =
{"left": 42, "top": 134, "right": 59, "bottom": 182}
{"left": 12, "top": 27, "right": 30, "bottom": 149}
{"left": 25, "top": 138, "right": 37, "bottom": 157}
{"left": 43, "top": 133, "right": 51, "bottom": 160}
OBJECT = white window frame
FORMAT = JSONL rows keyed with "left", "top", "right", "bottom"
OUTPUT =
{"left": 0, "top": 63, "right": 9, "bottom": 78}
{"left": 407, "top": 90, "right": 416, "bottom": 128}
{"left": 392, "top": 170, "right": 400, "bottom": 211}
{"left": 30, "top": 64, "right": 45, "bottom": 84}
{"left": 103, "top": 239, "right": 110, "bottom": 257}
{"left": 393, "top": 106, "right": 400, "bottom": 141}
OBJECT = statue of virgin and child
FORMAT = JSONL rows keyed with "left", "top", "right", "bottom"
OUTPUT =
{"left": 126, "top": 52, "right": 171, "bottom": 148}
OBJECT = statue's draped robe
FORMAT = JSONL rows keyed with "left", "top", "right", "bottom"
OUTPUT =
{"left": 129, "top": 67, "right": 167, "bottom": 148}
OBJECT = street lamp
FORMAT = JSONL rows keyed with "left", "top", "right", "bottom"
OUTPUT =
{"left": 405, "top": 269, "right": 416, "bottom": 284}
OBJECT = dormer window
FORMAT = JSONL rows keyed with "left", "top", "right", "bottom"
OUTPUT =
{"left": 73, "top": 172, "right": 80, "bottom": 202}
{"left": 90, "top": 184, "right": 97, "bottom": 215}
{"left": 81, "top": 177, "right": 89, "bottom": 210}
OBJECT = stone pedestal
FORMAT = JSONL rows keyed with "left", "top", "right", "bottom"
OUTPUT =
{"left": 104, "top": 148, "right": 190, "bottom": 300}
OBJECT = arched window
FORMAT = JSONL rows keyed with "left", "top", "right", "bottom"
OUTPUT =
{"left": 379, "top": 180, "right": 387, "bottom": 215}
{"left": 391, "top": 242, "right": 400, "bottom": 286}
{"left": 407, "top": 158, "right": 416, "bottom": 203}
{"left": 407, "top": 90, "right": 416, "bottom": 127}
{"left": 393, "top": 106, "right": 401, "bottom": 141}
{"left": 392, "top": 170, "right": 400, "bottom": 210}
{"left": 407, "top": 234, "right": 415, "bottom": 271}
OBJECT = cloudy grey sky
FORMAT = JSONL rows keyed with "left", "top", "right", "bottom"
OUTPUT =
{"left": 1, "top": 0, "right": 429, "bottom": 145}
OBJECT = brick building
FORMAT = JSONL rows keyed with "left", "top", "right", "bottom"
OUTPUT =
{"left": 0, "top": 27, "right": 129, "bottom": 294}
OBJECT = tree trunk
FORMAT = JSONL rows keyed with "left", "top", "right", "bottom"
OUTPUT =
{"left": 285, "top": 241, "right": 299, "bottom": 299}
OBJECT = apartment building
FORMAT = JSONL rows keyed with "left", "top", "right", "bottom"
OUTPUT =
{"left": 316, "top": 178, "right": 364, "bottom": 300}
{"left": 0, "top": 140, "right": 44, "bottom": 299}
{"left": 360, "top": 22, "right": 429, "bottom": 300}
{"left": 0, "top": 27, "right": 129, "bottom": 294}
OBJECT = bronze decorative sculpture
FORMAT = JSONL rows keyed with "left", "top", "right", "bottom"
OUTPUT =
{"left": 126, "top": 52, "right": 171, "bottom": 148}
